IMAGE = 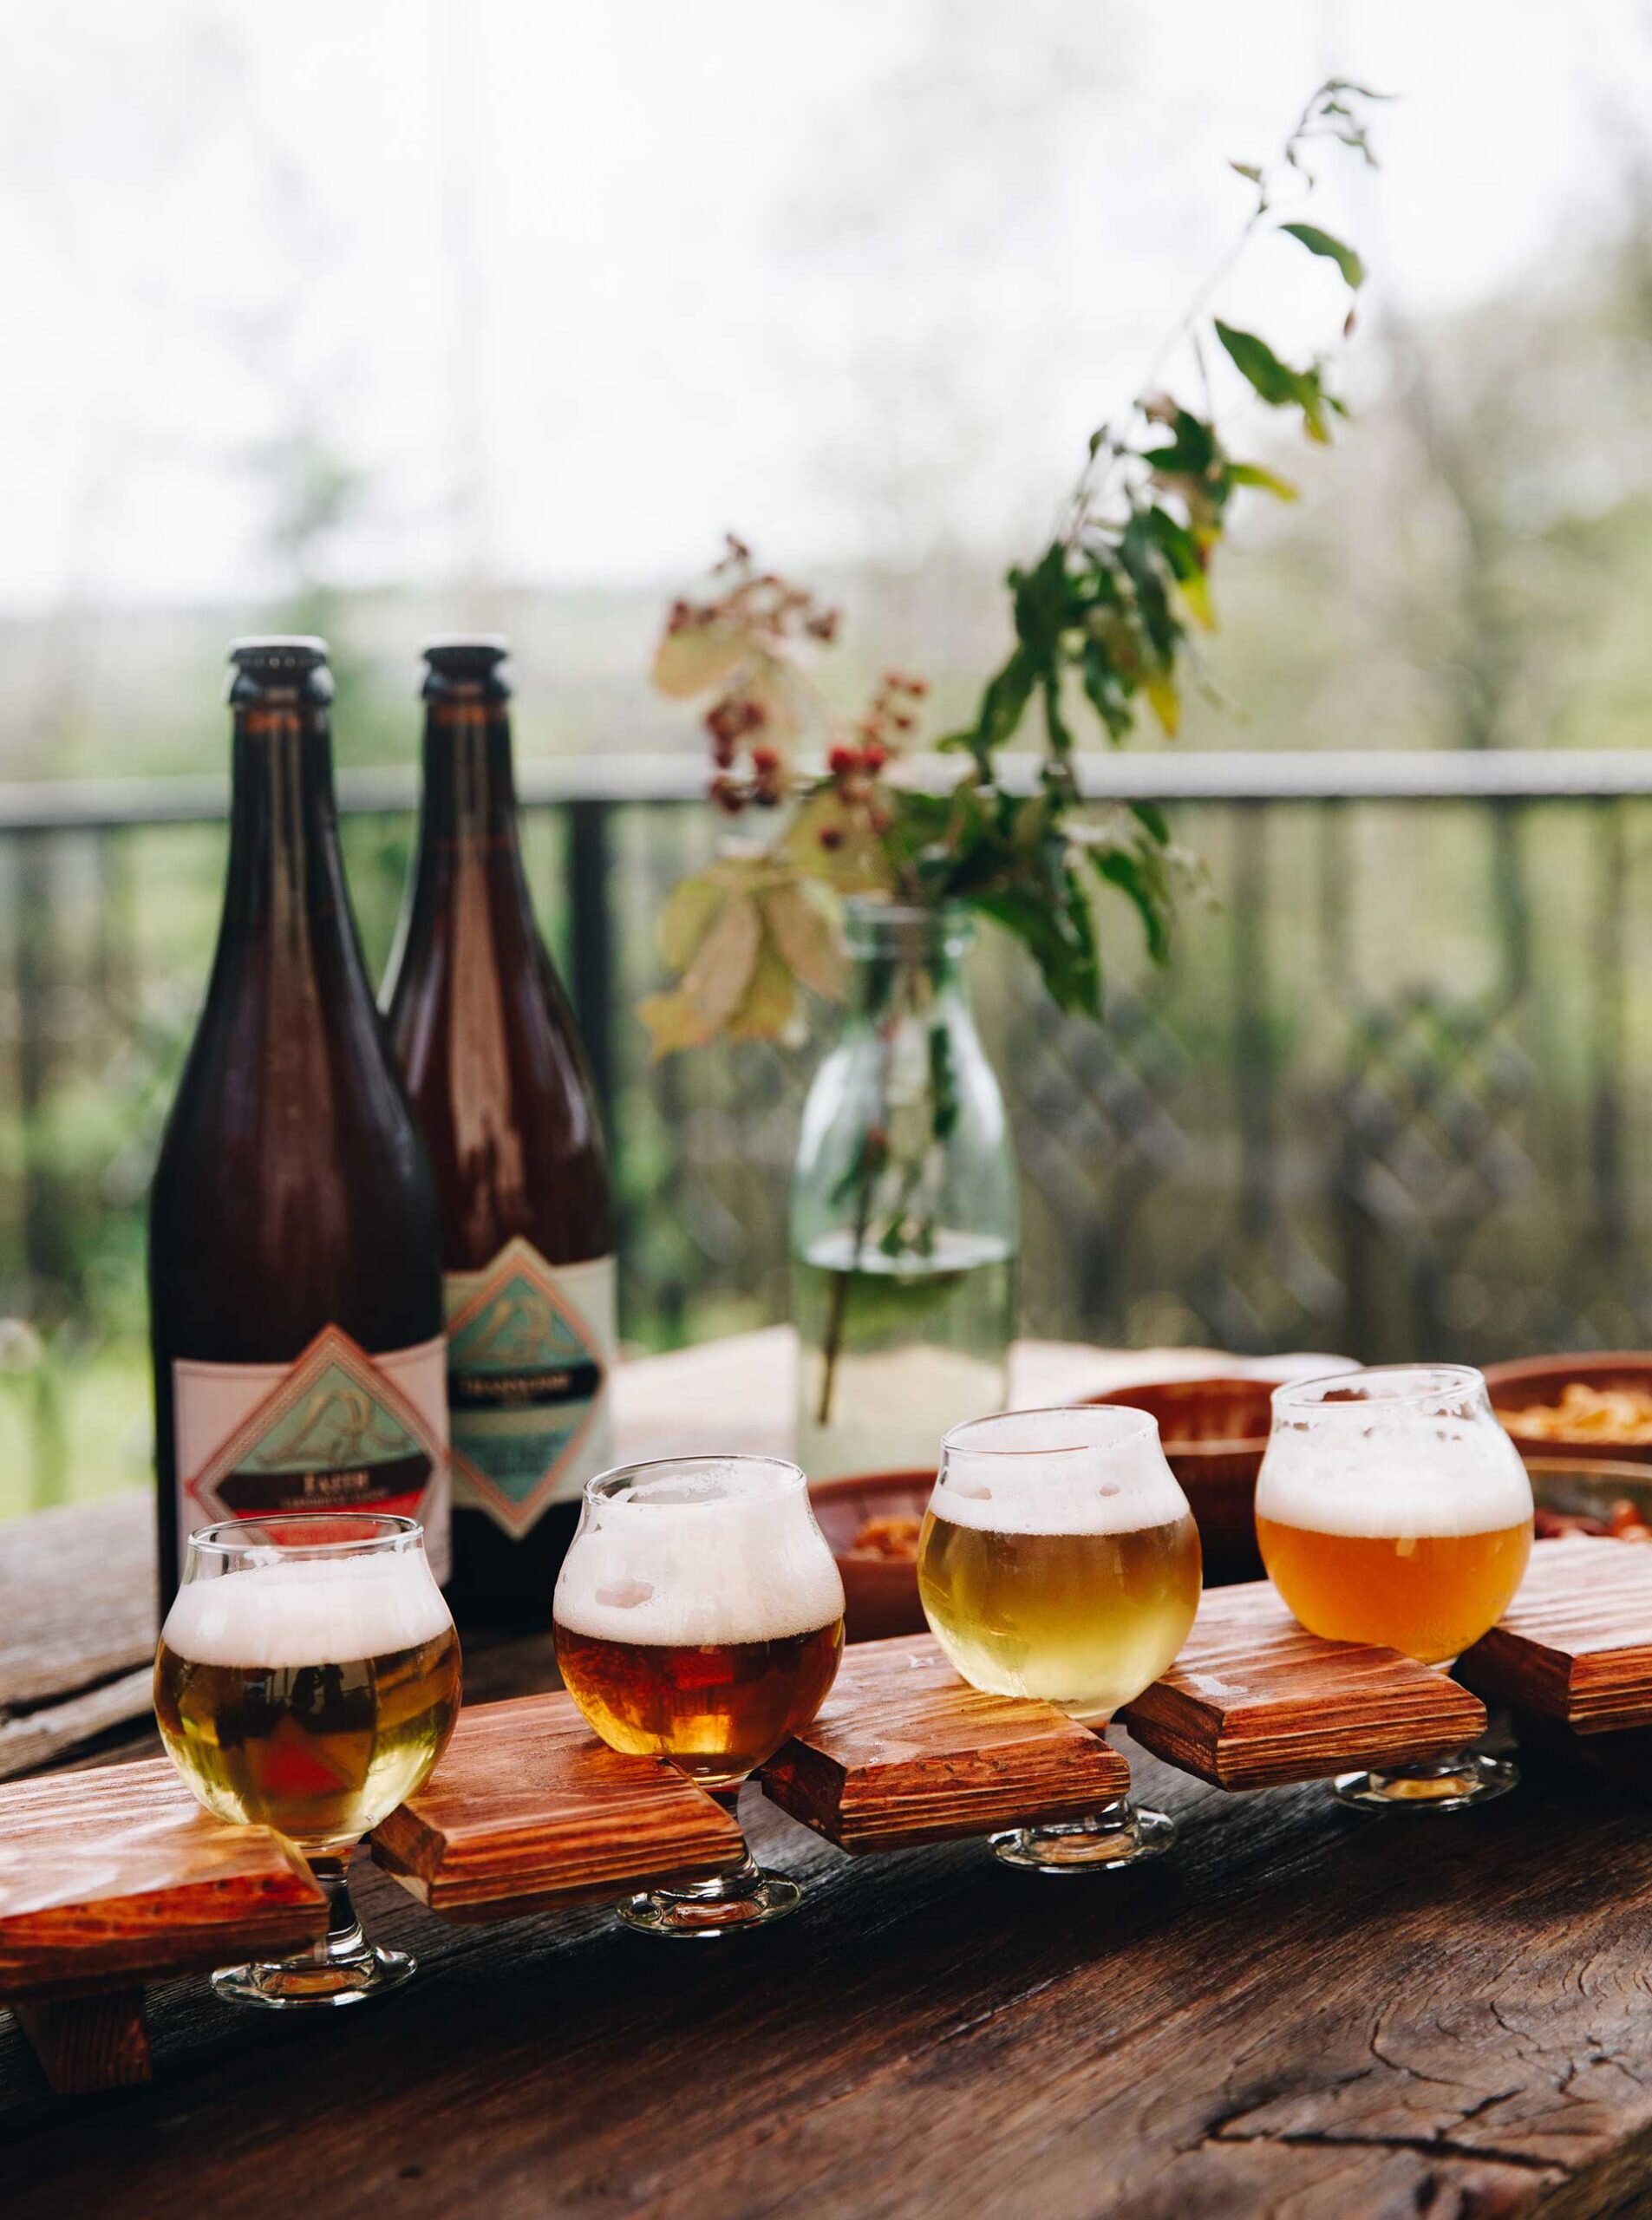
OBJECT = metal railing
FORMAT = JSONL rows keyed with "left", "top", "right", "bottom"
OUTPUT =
{"left": 3, "top": 750, "right": 1652, "bottom": 1511}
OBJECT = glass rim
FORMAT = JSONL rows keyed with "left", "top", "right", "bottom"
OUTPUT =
{"left": 1270, "top": 1363, "right": 1487, "bottom": 1415}
{"left": 584, "top": 1453, "right": 807, "bottom": 1506}
{"left": 942, "top": 1403, "right": 1160, "bottom": 1459}
{"left": 185, "top": 1512, "right": 425, "bottom": 1560}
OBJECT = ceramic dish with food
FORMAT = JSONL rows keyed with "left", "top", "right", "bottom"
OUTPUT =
{"left": 808, "top": 1471, "right": 933, "bottom": 1642}
{"left": 1084, "top": 1377, "right": 1275, "bottom": 1584}
{"left": 1523, "top": 1453, "right": 1652, "bottom": 1543}
{"left": 1484, "top": 1355, "right": 1652, "bottom": 1467}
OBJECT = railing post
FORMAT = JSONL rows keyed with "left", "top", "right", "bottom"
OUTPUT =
{"left": 565, "top": 797, "right": 617, "bottom": 1146}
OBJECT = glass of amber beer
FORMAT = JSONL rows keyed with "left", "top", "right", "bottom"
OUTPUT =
{"left": 1256, "top": 1364, "right": 1533, "bottom": 1810}
{"left": 155, "top": 1513, "right": 461, "bottom": 2006}
{"left": 554, "top": 1454, "right": 844, "bottom": 1936}
{"left": 917, "top": 1406, "right": 1202, "bottom": 1871}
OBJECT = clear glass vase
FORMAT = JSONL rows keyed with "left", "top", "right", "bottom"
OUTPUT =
{"left": 791, "top": 900, "right": 1017, "bottom": 1481}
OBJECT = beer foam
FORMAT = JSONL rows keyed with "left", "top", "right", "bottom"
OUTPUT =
{"left": 161, "top": 1552, "right": 454, "bottom": 1668}
{"left": 1256, "top": 1415, "right": 1533, "bottom": 1539}
{"left": 930, "top": 1407, "right": 1192, "bottom": 1538}
{"left": 552, "top": 1461, "right": 845, "bottom": 1647}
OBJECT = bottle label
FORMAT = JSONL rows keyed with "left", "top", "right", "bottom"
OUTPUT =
{"left": 443, "top": 1244, "right": 617, "bottom": 1539}
{"left": 173, "top": 1329, "right": 450, "bottom": 1581}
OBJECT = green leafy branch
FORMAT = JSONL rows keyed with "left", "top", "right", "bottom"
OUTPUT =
{"left": 639, "top": 80, "right": 1386, "bottom": 1058}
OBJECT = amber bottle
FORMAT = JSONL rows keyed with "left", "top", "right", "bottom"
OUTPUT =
{"left": 149, "top": 638, "right": 447, "bottom": 1614}
{"left": 384, "top": 637, "right": 614, "bottom": 1627}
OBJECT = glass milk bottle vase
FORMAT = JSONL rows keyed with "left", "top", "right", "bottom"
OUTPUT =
{"left": 791, "top": 900, "right": 1017, "bottom": 1480}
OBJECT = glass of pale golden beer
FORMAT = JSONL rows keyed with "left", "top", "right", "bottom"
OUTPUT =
{"left": 554, "top": 1454, "right": 844, "bottom": 1936}
{"left": 1256, "top": 1364, "right": 1533, "bottom": 1810}
{"left": 155, "top": 1512, "right": 461, "bottom": 2006}
{"left": 917, "top": 1406, "right": 1201, "bottom": 1871}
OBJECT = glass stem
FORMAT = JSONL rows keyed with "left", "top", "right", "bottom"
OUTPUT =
{"left": 668, "top": 1787, "right": 763, "bottom": 1902}
{"left": 306, "top": 1852, "right": 369, "bottom": 1966}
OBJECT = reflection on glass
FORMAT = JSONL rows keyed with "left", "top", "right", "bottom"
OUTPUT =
{"left": 555, "top": 1455, "right": 844, "bottom": 1936}
{"left": 1256, "top": 1364, "right": 1533, "bottom": 1810}
{"left": 918, "top": 1405, "right": 1200, "bottom": 1871}
{"left": 155, "top": 1512, "right": 461, "bottom": 2006}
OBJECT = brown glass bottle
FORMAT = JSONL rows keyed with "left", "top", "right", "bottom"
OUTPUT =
{"left": 383, "top": 637, "right": 614, "bottom": 1628}
{"left": 149, "top": 639, "right": 448, "bottom": 1616}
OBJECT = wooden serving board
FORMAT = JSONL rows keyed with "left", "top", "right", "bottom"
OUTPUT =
{"left": 0, "top": 1757, "right": 324, "bottom": 2093}
{"left": 758, "top": 1636, "right": 1130, "bottom": 1851}
{"left": 1119, "top": 1582, "right": 1489, "bottom": 1790}
{"left": 1455, "top": 1534, "right": 1652, "bottom": 1733}
{"left": 371, "top": 1691, "right": 745, "bottom": 1920}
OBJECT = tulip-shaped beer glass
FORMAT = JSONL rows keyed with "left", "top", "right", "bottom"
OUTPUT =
{"left": 1256, "top": 1364, "right": 1533, "bottom": 1809}
{"left": 554, "top": 1455, "right": 845, "bottom": 1936}
{"left": 917, "top": 1406, "right": 1201, "bottom": 1871}
{"left": 155, "top": 1513, "right": 462, "bottom": 2005}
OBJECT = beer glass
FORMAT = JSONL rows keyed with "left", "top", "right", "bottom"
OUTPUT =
{"left": 554, "top": 1455, "right": 845, "bottom": 1936}
{"left": 917, "top": 1406, "right": 1201, "bottom": 1871}
{"left": 1256, "top": 1364, "right": 1533, "bottom": 1810}
{"left": 155, "top": 1513, "right": 461, "bottom": 2006}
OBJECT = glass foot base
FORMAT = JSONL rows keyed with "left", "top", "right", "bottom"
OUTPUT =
{"left": 1331, "top": 1750, "right": 1518, "bottom": 1813}
{"left": 619, "top": 1871, "right": 800, "bottom": 1938}
{"left": 211, "top": 1944, "right": 416, "bottom": 2009}
{"left": 990, "top": 1799, "right": 1176, "bottom": 1874}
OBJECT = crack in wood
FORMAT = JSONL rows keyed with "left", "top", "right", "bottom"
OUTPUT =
{"left": 1209, "top": 2125, "right": 1565, "bottom": 2176}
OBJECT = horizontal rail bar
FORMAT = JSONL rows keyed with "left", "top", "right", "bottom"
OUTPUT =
{"left": 4, "top": 749, "right": 1652, "bottom": 834}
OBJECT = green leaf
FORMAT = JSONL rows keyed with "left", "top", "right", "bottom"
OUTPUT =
{"left": 1214, "top": 320, "right": 1304, "bottom": 408}
{"left": 1213, "top": 320, "right": 1336, "bottom": 442}
{"left": 1091, "top": 847, "right": 1173, "bottom": 966}
{"left": 971, "top": 871, "right": 1103, "bottom": 1021}
{"left": 1130, "top": 800, "right": 1172, "bottom": 845}
{"left": 1228, "top": 460, "right": 1299, "bottom": 501}
{"left": 1228, "top": 160, "right": 1263, "bottom": 183}
{"left": 1278, "top": 221, "right": 1365, "bottom": 290}
{"left": 1118, "top": 511, "right": 1182, "bottom": 666}
{"left": 942, "top": 640, "right": 1037, "bottom": 768}
{"left": 1080, "top": 637, "right": 1134, "bottom": 744}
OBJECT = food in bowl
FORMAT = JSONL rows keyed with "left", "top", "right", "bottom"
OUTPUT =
{"left": 1525, "top": 1455, "right": 1652, "bottom": 1544}
{"left": 1502, "top": 1381, "right": 1652, "bottom": 1447}
{"left": 849, "top": 1513, "right": 922, "bottom": 1562}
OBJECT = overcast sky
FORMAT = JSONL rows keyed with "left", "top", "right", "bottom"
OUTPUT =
{"left": 3, "top": 0, "right": 1648, "bottom": 616}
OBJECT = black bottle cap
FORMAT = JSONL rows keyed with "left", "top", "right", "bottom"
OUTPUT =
{"left": 422, "top": 635, "right": 512, "bottom": 702}
{"left": 225, "top": 637, "right": 333, "bottom": 707}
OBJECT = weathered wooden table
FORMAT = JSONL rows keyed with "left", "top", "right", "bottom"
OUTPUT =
{"left": 6, "top": 1330, "right": 1652, "bottom": 2220}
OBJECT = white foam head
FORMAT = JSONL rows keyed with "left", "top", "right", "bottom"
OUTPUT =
{"left": 552, "top": 1456, "right": 846, "bottom": 1647}
{"left": 161, "top": 1551, "right": 454, "bottom": 1668}
{"left": 930, "top": 1406, "right": 1192, "bottom": 1537}
{"left": 1256, "top": 1365, "right": 1534, "bottom": 1539}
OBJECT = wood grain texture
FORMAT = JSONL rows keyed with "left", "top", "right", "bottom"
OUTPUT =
{"left": 759, "top": 1635, "right": 1129, "bottom": 1851}
{"left": 0, "top": 1496, "right": 156, "bottom": 1715}
{"left": 0, "top": 1757, "right": 324, "bottom": 2001}
{"left": 1456, "top": 1533, "right": 1652, "bottom": 1734}
{"left": 1120, "top": 1580, "right": 1489, "bottom": 1789}
{"left": 10, "top": 1335, "right": 1652, "bottom": 2217}
{"left": 10, "top": 1730, "right": 1652, "bottom": 2220}
{"left": 11, "top": 1991, "right": 149, "bottom": 2096}
{"left": 370, "top": 1692, "right": 745, "bottom": 1918}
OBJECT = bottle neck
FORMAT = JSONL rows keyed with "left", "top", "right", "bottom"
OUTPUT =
{"left": 222, "top": 702, "right": 353, "bottom": 933}
{"left": 416, "top": 698, "right": 521, "bottom": 856}
{"left": 846, "top": 904, "right": 974, "bottom": 1026}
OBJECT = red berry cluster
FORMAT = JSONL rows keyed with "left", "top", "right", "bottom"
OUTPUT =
{"left": 816, "top": 672, "right": 928, "bottom": 850}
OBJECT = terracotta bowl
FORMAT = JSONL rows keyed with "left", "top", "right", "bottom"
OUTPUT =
{"left": 809, "top": 1470, "right": 934, "bottom": 1643}
{"left": 1085, "top": 1377, "right": 1275, "bottom": 1585}
{"left": 1484, "top": 1353, "right": 1652, "bottom": 1468}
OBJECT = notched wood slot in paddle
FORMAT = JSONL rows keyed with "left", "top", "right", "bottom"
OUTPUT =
{"left": 1456, "top": 1534, "right": 1652, "bottom": 1734}
{"left": 758, "top": 1635, "right": 1130, "bottom": 1852}
{"left": 0, "top": 1754, "right": 325, "bottom": 2094}
{"left": 1120, "top": 1581, "right": 1487, "bottom": 1789}
{"left": 370, "top": 1691, "right": 744, "bottom": 1922}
